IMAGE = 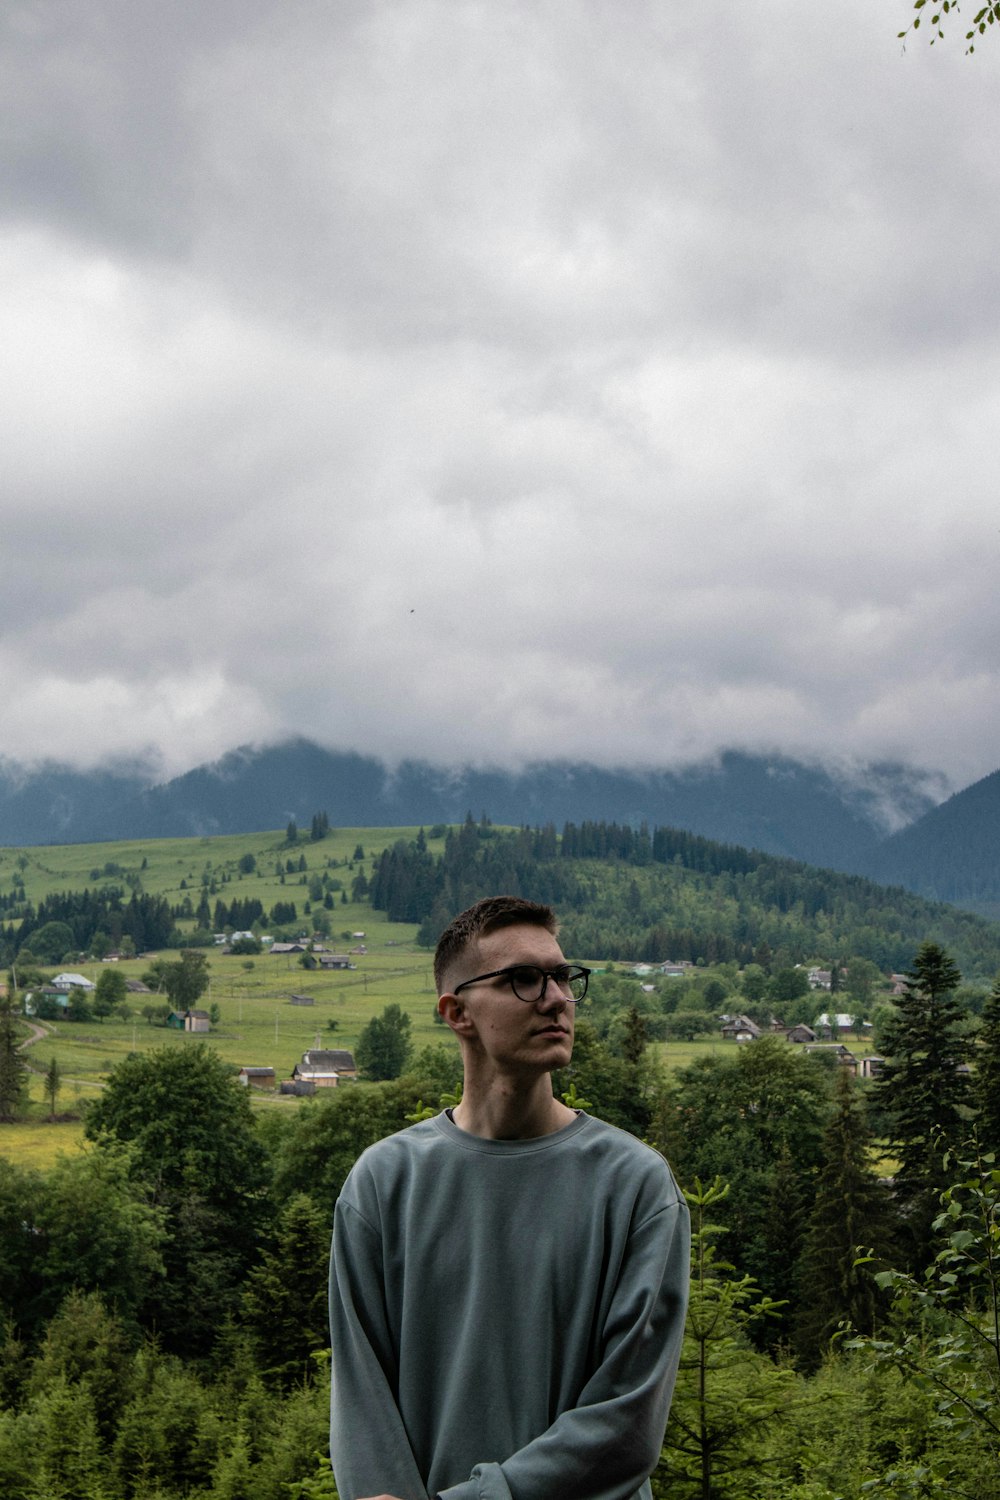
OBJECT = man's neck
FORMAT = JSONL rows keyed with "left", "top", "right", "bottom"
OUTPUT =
{"left": 452, "top": 1076, "right": 577, "bottom": 1141}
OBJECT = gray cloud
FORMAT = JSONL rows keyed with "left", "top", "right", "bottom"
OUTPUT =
{"left": 2, "top": 0, "right": 999, "bottom": 790}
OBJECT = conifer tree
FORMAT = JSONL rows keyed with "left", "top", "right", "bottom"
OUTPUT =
{"left": 974, "top": 977, "right": 1000, "bottom": 1155}
{"left": 793, "top": 1068, "right": 898, "bottom": 1368}
{"left": 655, "top": 1178, "right": 800, "bottom": 1499}
{"left": 44, "top": 1054, "right": 61, "bottom": 1120}
{"left": 876, "top": 942, "right": 972, "bottom": 1266}
{"left": 242, "top": 1194, "right": 330, "bottom": 1388}
{"left": 0, "top": 996, "right": 27, "bottom": 1123}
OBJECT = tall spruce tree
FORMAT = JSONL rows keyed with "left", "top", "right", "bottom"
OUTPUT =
{"left": 975, "top": 977, "right": 1000, "bottom": 1155}
{"left": 44, "top": 1055, "right": 61, "bottom": 1120}
{"left": 0, "top": 997, "right": 27, "bottom": 1122}
{"left": 876, "top": 942, "right": 972, "bottom": 1266}
{"left": 793, "top": 1068, "right": 898, "bottom": 1368}
{"left": 241, "top": 1193, "right": 331, "bottom": 1389}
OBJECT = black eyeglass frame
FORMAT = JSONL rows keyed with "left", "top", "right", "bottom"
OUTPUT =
{"left": 451, "top": 964, "right": 591, "bottom": 1004}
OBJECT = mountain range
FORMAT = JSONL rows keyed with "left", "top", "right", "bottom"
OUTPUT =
{"left": 3, "top": 737, "right": 989, "bottom": 901}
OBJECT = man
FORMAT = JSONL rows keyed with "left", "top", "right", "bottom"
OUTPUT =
{"left": 329, "top": 895, "right": 690, "bottom": 1500}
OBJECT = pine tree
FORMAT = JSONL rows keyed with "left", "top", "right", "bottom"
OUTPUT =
{"left": 974, "top": 977, "right": 1000, "bottom": 1154}
{"left": 242, "top": 1194, "right": 331, "bottom": 1388}
{"left": 793, "top": 1068, "right": 898, "bottom": 1368}
{"left": 0, "top": 997, "right": 27, "bottom": 1123}
{"left": 876, "top": 942, "right": 972, "bottom": 1267}
{"left": 44, "top": 1055, "right": 61, "bottom": 1120}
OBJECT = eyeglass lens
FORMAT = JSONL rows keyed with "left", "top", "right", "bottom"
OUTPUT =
{"left": 509, "top": 966, "right": 588, "bottom": 1002}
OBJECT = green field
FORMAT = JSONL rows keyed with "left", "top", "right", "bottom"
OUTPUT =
{"left": 19, "top": 935, "right": 440, "bottom": 1075}
{"left": 0, "top": 823, "right": 438, "bottom": 912}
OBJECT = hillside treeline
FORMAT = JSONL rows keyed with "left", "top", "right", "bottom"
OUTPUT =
{"left": 371, "top": 817, "right": 1000, "bottom": 978}
{"left": 1, "top": 890, "right": 308, "bottom": 966}
{"left": 5, "top": 889, "right": 176, "bottom": 959}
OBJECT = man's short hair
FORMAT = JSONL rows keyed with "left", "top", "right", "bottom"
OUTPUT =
{"left": 433, "top": 895, "right": 558, "bottom": 995}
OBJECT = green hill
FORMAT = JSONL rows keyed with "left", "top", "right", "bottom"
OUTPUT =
{"left": 5, "top": 815, "right": 1000, "bottom": 982}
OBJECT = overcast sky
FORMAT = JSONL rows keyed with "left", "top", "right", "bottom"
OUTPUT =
{"left": 3, "top": 1, "right": 999, "bottom": 793}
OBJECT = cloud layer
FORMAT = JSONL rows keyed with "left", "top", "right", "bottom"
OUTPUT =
{"left": 3, "top": 1, "right": 1000, "bottom": 788}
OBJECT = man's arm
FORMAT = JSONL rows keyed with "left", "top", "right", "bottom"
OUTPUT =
{"left": 435, "top": 1196, "right": 691, "bottom": 1500}
{"left": 329, "top": 1199, "right": 429, "bottom": 1500}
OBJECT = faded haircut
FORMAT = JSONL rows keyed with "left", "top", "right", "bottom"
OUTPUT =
{"left": 433, "top": 895, "right": 558, "bottom": 995}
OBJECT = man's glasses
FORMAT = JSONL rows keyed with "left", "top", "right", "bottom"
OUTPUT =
{"left": 452, "top": 964, "right": 591, "bottom": 1004}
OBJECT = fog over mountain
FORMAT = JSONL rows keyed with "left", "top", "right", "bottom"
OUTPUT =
{"left": 860, "top": 767, "right": 1000, "bottom": 910}
{"left": 0, "top": 739, "right": 951, "bottom": 877}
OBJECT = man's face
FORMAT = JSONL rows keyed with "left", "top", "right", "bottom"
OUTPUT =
{"left": 444, "top": 921, "right": 576, "bottom": 1075}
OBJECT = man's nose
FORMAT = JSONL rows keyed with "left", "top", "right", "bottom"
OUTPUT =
{"left": 536, "top": 974, "right": 568, "bottom": 1009}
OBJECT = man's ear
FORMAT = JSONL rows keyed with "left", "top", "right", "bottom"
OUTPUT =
{"left": 438, "top": 991, "right": 473, "bottom": 1037}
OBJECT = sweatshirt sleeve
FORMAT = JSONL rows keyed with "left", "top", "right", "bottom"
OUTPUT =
{"left": 436, "top": 1195, "right": 690, "bottom": 1500}
{"left": 329, "top": 1197, "right": 430, "bottom": 1500}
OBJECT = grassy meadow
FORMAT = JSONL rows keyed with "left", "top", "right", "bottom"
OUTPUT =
{"left": 0, "top": 823, "right": 435, "bottom": 913}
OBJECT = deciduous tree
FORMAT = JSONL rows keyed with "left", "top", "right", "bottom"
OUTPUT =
{"left": 162, "top": 949, "right": 210, "bottom": 1011}
{"left": 900, "top": 0, "right": 1000, "bottom": 53}
{"left": 93, "top": 967, "right": 127, "bottom": 1020}
{"left": 851, "top": 1148, "right": 1000, "bottom": 1494}
{"left": 84, "top": 1046, "right": 268, "bottom": 1357}
{"left": 664, "top": 1037, "right": 832, "bottom": 1307}
{"left": 356, "top": 1003, "right": 413, "bottom": 1081}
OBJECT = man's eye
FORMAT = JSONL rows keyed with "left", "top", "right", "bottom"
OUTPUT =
{"left": 509, "top": 967, "right": 540, "bottom": 986}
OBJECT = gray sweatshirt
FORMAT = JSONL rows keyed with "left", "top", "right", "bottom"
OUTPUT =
{"left": 329, "top": 1110, "right": 690, "bottom": 1500}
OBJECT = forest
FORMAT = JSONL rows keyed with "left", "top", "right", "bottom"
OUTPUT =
{"left": 0, "top": 935, "right": 998, "bottom": 1499}
{"left": 374, "top": 816, "right": 1000, "bottom": 977}
{"left": 2, "top": 820, "right": 1000, "bottom": 1498}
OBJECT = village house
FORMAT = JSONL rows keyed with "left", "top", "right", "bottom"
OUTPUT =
{"left": 290, "top": 1047, "right": 358, "bottom": 1087}
{"left": 237, "top": 1066, "right": 277, "bottom": 1090}
{"left": 166, "top": 1008, "right": 211, "bottom": 1033}
{"left": 814, "top": 1012, "right": 858, "bottom": 1037}
{"left": 23, "top": 986, "right": 70, "bottom": 1016}
{"left": 720, "top": 1014, "right": 762, "bottom": 1043}
{"left": 317, "top": 954, "right": 354, "bottom": 970}
{"left": 802, "top": 1042, "right": 858, "bottom": 1071}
